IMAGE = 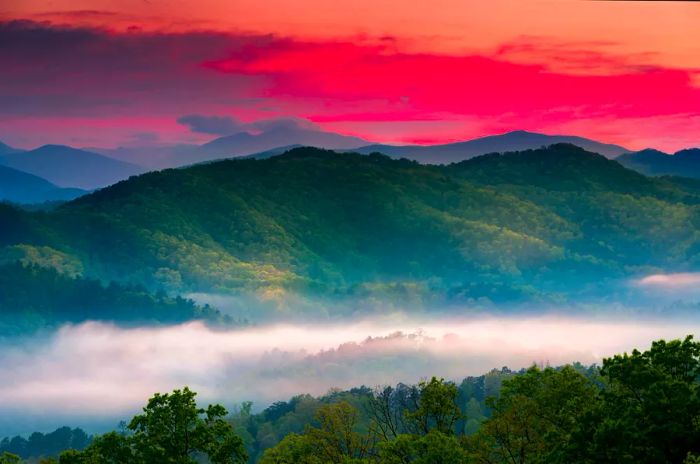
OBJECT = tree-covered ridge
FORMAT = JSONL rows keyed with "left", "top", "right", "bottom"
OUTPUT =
{"left": 12, "top": 336, "right": 700, "bottom": 463}
{"left": 0, "top": 261, "right": 228, "bottom": 335}
{"left": 0, "top": 427, "right": 91, "bottom": 461}
{"left": 2, "top": 144, "right": 700, "bottom": 305}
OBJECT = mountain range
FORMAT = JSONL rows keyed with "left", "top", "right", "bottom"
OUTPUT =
{"left": 3, "top": 144, "right": 700, "bottom": 317}
{"left": 0, "top": 145, "right": 143, "bottom": 190}
{"left": 350, "top": 130, "right": 631, "bottom": 163}
{"left": 0, "top": 164, "right": 84, "bottom": 204}
{"left": 2, "top": 129, "right": 699, "bottom": 205}
{"left": 96, "top": 129, "right": 631, "bottom": 170}
{"left": 0, "top": 141, "right": 21, "bottom": 156}
{"left": 89, "top": 126, "right": 369, "bottom": 169}
{"left": 617, "top": 148, "right": 700, "bottom": 178}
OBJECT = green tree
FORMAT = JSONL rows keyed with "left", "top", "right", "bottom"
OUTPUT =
{"left": 128, "top": 387, "right": 246, "bottom": 464}
{"left": 379, "top": 431, "right": 468, "bottom": 464}
{"left": 305, "top": 402, "right": 374, "bottom": 462}
{"left": 470, "top": 365, "right": 599, "bottom": 464}
{"left": 406, "top": 377, "right": 463, "bottom": 436}
{"left": 60, "top": 387, "right": 247, "bottom": 464}
{"left": 0, "top": 452, "right": 21, "bottom": 464}
{"left": 259, "top": 402, "right": 373, "bottom": 463}
{"left": 568, "top": 336, "right": 700, "bottom": 464}
{"left": 258, "top": 433, "right": 321, "bottom": 464}
{"left": 59, "top": 432, "right": 135, "bottom": 464}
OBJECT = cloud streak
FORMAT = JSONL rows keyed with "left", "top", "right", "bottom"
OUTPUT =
{"left": 637, "top": 272, "right": 700, "bottom": 289}
{"left": 176, "top": 114, "right": 318, "bottom": 136}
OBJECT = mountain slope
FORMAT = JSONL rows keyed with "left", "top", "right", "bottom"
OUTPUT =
{"left": 1, "top": 145, "right": 699, "bottom": 309}
{"left": 0, "top": 261, "right": 226, "bottom": 335}
{"left": 0, "top": 165, "right": 85, "bottom": 204}
{"left": 93, "top": 128, "right": 368, "bottom": 169}
{"left": 0, "top": 145, "right": 144, "bottom": 190}
{"left": 200, "top": 127, "right": 368, "bottom": 156}
{"left": 353, "top": 130, "right": 629, "bottom": 164}
{"left": 0, "top": 141, "right": 21, "bottom": 156}
{"left": 618, "top": 148, "right": 700, "bottom": 178}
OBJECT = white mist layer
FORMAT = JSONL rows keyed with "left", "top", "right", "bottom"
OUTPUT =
{"left": 637, "top": 272, "right": 700, "bottom": 289}
{"left": 0, "top": 315, "right": 698, "bottom": 425}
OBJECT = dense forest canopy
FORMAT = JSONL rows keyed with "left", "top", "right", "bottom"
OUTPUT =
{"left": 0, "top": 259, "right": 231, "bottom": 335}
{"left": 1, "top": 144, "right": 700, "bottom": 322}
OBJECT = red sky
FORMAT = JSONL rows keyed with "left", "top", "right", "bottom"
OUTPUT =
{"left": 1, "top": 0, "right": 699, "bottom": 151}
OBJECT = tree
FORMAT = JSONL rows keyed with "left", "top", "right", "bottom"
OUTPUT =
{"left": 129, "top": 387, "right": 246, "bottom": 464}
{"left": 568, "top": 336, "right": 700, "bottom": 464}
{"left": 60, "top": 387, "right": 247, "bottom": 464}
{"left": 405, "top": 377, "right": 463, "bottom": 436}
{"left": 0, "top": 453, "right": 21, "bottom": 464}
{"left": 258, "top": 433, "right": 321, "bottom": 464}
{"left": 367, "top": 384, "right": 420, "bottom": 441}
{"left": 59, "top": 432, "right": 135, "bottom": 464}
{"left": 378, "top": 431, "right": 468, "bottom": 464}
{"left": 305, "top": 402, "right": 375, "bottom": 462}
{"left": 469, "top": 365, "right": 598, "bottom": 464}
{"left": 259, "top": 402, "right": 374, "bottom": 463}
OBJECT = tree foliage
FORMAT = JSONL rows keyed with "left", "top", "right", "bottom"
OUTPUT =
{"left": 59, "top": 387, "right": 247, "bottom": 464}
{"left": 257, "top": 337, "right": 700, "bottom": 464}
{"left": 0, "top": 262, "right": 227, "bottom": 335}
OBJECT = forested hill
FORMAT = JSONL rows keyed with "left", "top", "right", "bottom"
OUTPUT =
{"left": 2, "top": 144, "right": 700, "bottom": 306}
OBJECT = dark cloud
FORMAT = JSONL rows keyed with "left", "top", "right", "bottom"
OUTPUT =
{"left": 177, "top": 114, "right": 319, "bottom": 135}
{"left": 251, "top": 117, "right": 319, "bottom": 132}
{"left": 176, "top": 115, "right": 245, "bottom": 135}
{"left": 128, "top": 131, "right": 160, "bottom": 143}
{"left": 0, "top": 20, "right": 271, "bottom": 118}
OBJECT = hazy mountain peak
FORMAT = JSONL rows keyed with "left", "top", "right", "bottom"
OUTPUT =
{"left": 351, "top": 131, "right": 630, "bottom": 164}
{"left": 617, "top": 147, "right": 700, "bottom": 178}
{"left": 0, "top": 164, "right": 85, "bottom": 204}
{"left": 0, "top": 144, "right": 144, "bottom": 190}
{"left": 0, "top": 140, "right": 21, "bottom": 156}
{"left": 635, "top": 148, "right": 670, "bottom": 156}
{"left": 200, "top": 126, "right": 368, "bottom": 156}
{"left": 675, "top": 148, "right": 700, "bottom": 158}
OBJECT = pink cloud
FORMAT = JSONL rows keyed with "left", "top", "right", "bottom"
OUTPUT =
{"left": 1, "top": 20, "right": 699, "bottom": 150}
{"left": 205, "top": 39, "right": 700, "bottom": 121}
{"left": 637, "top": 273, "right": 700, "bottom": 289}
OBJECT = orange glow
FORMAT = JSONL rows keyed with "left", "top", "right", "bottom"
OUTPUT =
{"left": 6, "top": 0, "right": 700, "bottom": 70}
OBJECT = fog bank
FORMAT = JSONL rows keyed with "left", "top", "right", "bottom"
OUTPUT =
{"left": 0, "top": 314, "right": 698, "bottom": 435}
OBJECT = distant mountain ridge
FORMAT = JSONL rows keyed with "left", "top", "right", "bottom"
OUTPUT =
{"left": 0, "top": 141, "right": 22, "bottom": 156}
{"left": 350, "top": 130, "right": 630, "bottom": 163}
{"left": 90, "top": 129, "right": 632, "bottom": 170}
{"left": 0, "top": 164, "right": 85, "bottom": 204}
{"left": 0, "top": 145, "right": 144, "bottom": 190}
{"left": 201, "top": 126, "right": 367, "bottom": 155}
{"left": 617, "top": 148, "right": 700, "bottom": 178}
{"left": 91, "top": 127, "right": 369, "bottom": 169}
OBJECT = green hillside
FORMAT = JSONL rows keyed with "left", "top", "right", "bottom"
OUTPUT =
{"left": 2, "top": 144, "right": 700, "bottom": 309}
{"left": 0, "top": 262, "right": 226, "bottom": 335}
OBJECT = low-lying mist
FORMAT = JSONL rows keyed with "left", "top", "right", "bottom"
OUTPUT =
{"left": 0, "top": 311, "right": 698, "bottom": 436}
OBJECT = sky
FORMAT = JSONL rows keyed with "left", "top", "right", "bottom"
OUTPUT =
{"left": 1, "top": 0, "right": 700, "bottom": 151}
